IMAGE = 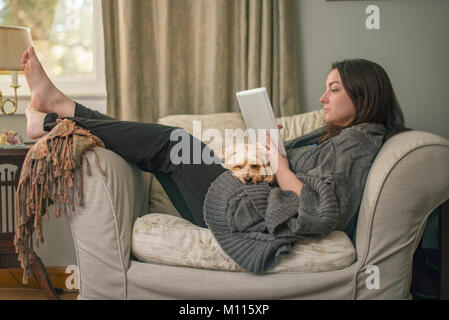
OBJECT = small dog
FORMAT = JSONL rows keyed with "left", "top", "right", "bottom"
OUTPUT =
{"left": 221, "top": 142, "right": 275, "bottom": 184}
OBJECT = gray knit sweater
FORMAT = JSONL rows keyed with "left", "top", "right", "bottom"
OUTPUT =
{"left": 203, "top": 122, "right": 387, "bottom": 274}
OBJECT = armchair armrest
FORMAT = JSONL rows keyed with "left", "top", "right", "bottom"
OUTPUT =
{"left": 67, "top": 147, "right": 150, "bottom": 300}
{"left": 354, "top": 130, "right": 449, "bottom": 299}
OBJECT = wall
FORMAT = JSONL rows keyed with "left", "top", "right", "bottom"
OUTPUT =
{"left": 294, "top": 0, "right": 449, "bottom": 140}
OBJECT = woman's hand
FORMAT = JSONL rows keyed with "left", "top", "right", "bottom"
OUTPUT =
{"left": 261, "top": 125, "right": 303, "bottom": 198}
{"left": 263, "top": 125, "right": 289, "bottom": 175}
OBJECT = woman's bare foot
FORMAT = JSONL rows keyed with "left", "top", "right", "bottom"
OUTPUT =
{"left": 21, "top": 46, "right": 75, "bottom": 117}
{"left": 25, "top": 105, "right": 47, "bottom": 140}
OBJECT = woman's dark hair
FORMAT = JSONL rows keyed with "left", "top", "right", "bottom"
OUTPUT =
{"left": 319, "top": 58, "right": 410, "bottom": 144}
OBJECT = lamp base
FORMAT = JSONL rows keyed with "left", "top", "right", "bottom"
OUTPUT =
{"left": 0, "top": 85, "right": 20, "bottom": 115}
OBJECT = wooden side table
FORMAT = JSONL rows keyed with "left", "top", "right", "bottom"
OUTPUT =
{"left": 0, "top": 145, "right": 60, "bottom": 300}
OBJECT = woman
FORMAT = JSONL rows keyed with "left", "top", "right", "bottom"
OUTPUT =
{"left": 23, "top": 47, "right": 408, "bottom": 272}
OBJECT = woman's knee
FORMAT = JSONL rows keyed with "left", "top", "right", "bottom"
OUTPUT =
{"left": 167, "top": 128, "right": 218, "bottom": 166}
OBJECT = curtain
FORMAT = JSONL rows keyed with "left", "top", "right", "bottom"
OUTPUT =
{"left": 102, "top": 0, "right": 300, "bottom": 122}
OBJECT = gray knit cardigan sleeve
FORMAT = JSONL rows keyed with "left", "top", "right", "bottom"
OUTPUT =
{"left": 203, "top": 122, "right": 387, "bottom": 273}
{"left": 285, "top": 123, "right": 386, "bottom": 239}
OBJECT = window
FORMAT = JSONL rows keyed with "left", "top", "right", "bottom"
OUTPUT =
{"left": 0, "top": 0, "right": 106, "bottom": 104}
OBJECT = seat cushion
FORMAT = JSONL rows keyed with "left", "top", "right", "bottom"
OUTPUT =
{"left": 132, "top": 213, "right": 355, "bottom": 273}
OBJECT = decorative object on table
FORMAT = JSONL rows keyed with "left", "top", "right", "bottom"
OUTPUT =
{"left": 0, "top": 26, "right": 33, "bottom": 116}
{"left": 0, "top": 129, "right": 25, "bottom": 148}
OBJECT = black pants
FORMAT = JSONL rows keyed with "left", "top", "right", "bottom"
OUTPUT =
{"left": 43, "top": 102, "right": 227, "bottom": 228}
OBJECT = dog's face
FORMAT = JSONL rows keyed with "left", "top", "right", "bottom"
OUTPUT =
{"left": 221, "top": 143, "right": 275, "bottom": 184}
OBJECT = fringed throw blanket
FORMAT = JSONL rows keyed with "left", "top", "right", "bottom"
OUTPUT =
{"left": 14, "top": 119, "right": 105, "bottom": 284}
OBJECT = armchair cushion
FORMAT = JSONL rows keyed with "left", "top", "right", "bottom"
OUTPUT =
{"left": 131, "top": 213, "right": 356, "bottom": 273}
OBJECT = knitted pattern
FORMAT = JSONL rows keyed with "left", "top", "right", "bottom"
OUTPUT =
{"left": 203, "top": 122, "right": 387, "bottom": 273}
{"left": 204, "top": 172, "right": 298, "bottom": 273}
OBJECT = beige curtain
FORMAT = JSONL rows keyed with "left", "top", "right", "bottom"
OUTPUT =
{"left": 102, "top": 0, "right": 300, "bottom": 122}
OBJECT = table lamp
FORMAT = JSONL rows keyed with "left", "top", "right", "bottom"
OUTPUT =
{"left": 0, "top": 26, "right": 33, "bottom": 116}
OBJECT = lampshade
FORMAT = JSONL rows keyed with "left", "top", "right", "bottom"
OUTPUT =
{"left": 0, "top": 26, "right": 33, "bottom": 71}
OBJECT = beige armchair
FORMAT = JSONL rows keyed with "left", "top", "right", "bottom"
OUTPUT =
{"left": 66, "top": 110, "right": 449, "bottom": 299}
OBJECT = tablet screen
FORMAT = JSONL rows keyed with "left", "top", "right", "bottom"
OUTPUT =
{"left": 236, "top": 87, "right": 287, "bottom": 156}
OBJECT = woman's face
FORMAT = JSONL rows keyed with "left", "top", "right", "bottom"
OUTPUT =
{"left": 319, "top": 68, "right": 357, "bottom": 126}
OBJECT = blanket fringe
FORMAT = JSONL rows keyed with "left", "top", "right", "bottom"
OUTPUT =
{"left": 13, "top": 119, "right": 105, "bottom": 284}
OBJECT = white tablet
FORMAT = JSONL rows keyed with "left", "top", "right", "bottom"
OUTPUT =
{"left": 236, "top": 87, "right": 287, "bottom": 156}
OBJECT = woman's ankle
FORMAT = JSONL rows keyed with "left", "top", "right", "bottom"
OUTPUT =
{"left": 59, "top": 99, "right": 76, "bottom": 118}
